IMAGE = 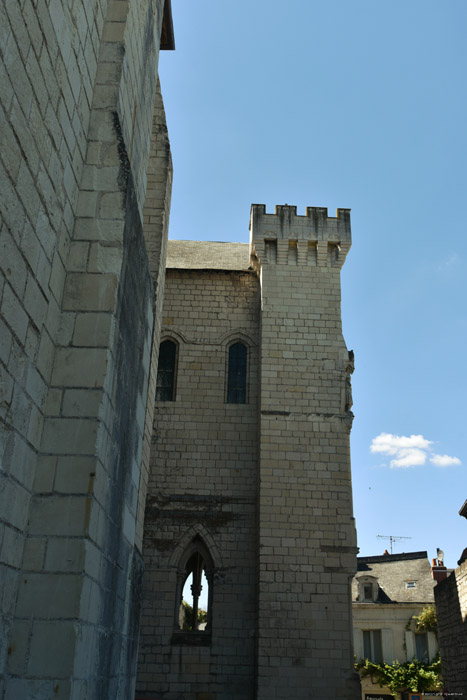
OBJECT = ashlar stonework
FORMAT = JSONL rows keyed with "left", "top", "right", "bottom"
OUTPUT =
{"left": 136, "top": 205, "right": 361, "bottom": 700}
{"left": 1, "top": 0, "right": 360, "bottom": 696}
{"left": 0, "top": 1, "right": 173, "bottom": 698}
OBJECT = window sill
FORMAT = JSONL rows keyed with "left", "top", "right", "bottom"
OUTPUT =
{"left": 171, "top": 631, "right": 212, "bottom": 646}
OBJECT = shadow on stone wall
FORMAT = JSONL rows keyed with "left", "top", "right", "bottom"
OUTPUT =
{"left": 434, "top": 561, "right": 467, "bottom": 692}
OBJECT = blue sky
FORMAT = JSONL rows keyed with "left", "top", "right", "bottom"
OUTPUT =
{"left": 159, "top": 1, "right": 467, "bottom": 568}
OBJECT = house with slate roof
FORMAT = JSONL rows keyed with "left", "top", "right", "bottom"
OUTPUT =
{"left": 352, "top": 551, "right": 439, "bottom": 700}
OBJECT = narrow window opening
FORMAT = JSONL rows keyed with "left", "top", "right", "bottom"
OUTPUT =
{"left": 156, "top": 339, "right": 177, "bottom": 401}
{"left": 174, "top": 536, "right": 214, "bottom": 640}
{"left": 415, "top": 632, "right": 429, "bottom": 662}
{"left": 307, "top": 240, "right": 317, "bottom": 265}
{"left": 265, "top": 239, "right": 277, "bottom": 264}
{"left": 288, "top": 240, "right": 298, "bottom": 265}
{"left": 180, "top": 564, "right": 209, "bottom": 631}
{"left": 363, "top": 629, "right": 383, "bottom": 662}
{"left": 227, "top": 342, "right": 247, "bottom": 404}
{"left": 363, "top": 583, "right": 373, "bottom": 601}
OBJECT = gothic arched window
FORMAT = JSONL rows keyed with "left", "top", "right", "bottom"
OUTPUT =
{"left": 156, "top": 339, "right": 178, "bottom": 401}
{"left": 226, "top": 341, "right": 247, "bottom": 404}
{"left": 174, "top": 535, "right": 214, "bottom": 640}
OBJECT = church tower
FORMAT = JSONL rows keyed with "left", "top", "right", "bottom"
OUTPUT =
{"left": 251, "top": 204, "right": 360, "bottom": 699}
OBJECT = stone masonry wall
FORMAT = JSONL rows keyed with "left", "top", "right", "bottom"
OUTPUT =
{"left": 1, "top": 0, "right": 171, "bottom": 697}
{"left": 251, "top": 205, "right": 360, "bottom": 700}
{"left": 1, "top": 0, "right": 109, "bottom": 693}
{"left": 137, "top": 268, "right": 260, "bottom": 700}
{"left": 136, "top": 80, "right": 173, "bottom": 552}
{"left": 435, "top": 560, "right": 467, "bottom": 692}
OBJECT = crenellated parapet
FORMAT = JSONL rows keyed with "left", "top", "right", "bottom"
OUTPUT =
{"left": 249, "top": 203, "right": 351, "bottom": 269}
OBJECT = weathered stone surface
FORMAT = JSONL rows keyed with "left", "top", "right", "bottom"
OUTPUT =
{"left": 137, "top": 205, "right": 359, "bottom": 700}
{"left": 0, "top": 1, "right": 172, "bottom": 697}
{"left": 435, "top": 560, "right": 467, "bottom": 692}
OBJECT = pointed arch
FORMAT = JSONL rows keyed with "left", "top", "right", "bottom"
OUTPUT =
{"left": 170, "top": 525, "right": 221, "bottom": 636}
{"left": 169, "top": 523, "right": 222, "bottom": 570}
{"left": 160, "top": 326, "right": 188, "bottom": 345}
{"left": 218, "top": 328, "right": 257, "bottom": 348}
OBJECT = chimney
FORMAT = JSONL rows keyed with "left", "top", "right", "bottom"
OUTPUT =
{"left": 431, "top": 557, "right": 448, "bottom": 583}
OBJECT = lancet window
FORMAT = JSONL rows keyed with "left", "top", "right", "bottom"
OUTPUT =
{"left": 175, "top": 535, "right": 214, "bottom": 638}
{"left": 156, "top": 339, "right": 178, "bottom": 401}
{"left": 226, "top": 341, "right": 247, "bottom": 404}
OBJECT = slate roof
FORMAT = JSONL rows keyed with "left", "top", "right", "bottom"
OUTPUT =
{"left": 352, "top": 551, "right": 435, "bottom": 604}
{"left": 166, "top": 240, "right": 251, "bottom": 271}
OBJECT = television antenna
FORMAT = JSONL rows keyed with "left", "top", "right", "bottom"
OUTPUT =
{"left": 377, "top": 534, "right": 412, "bottom": 554}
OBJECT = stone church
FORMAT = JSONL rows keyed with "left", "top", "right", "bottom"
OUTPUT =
{"left": 0, "top": 1, "right": 360, "bottom": 698}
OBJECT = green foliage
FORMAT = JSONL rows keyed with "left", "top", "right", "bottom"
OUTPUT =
{"left": 182, "top": 600, "right": 208, "bottom": 630}
{"left": 413, "top": 605, "right": 438, "bottom": 633}
{"left": 355, "top": 656, "right": 442, "bottom": 697}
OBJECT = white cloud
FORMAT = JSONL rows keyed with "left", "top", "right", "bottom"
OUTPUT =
{"left": 370, "top": 432, "right": 461, "bottom": 469}
{"left": 370, "top": 433, "right": 432, "bottom": 455}
{"left": 390, "top": 449, "right": 427, "bottom": 468}
{"left": 430, "top": 454, "right": 461, "bottom": 468}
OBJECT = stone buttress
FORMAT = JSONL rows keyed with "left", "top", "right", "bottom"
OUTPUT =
{"left": 0, "top": 1, "right": 174, "bottom": 698}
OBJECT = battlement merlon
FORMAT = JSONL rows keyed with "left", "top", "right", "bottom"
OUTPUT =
{"left": 249, "top": 203, "right": 351, "bottom": 269}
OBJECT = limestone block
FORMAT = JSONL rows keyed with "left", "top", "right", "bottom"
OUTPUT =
{"left": 1, "top": 283, "right": 29, "bottom": 343}
{"left": 44, "top": 388, "right": 62, "bottom": 416}
{"left": 3, "top": 33, "right": 34, "bottom": 120}
{"left": 0, "top": 226, "right": 27, "bottom": 298}
{"left": 0, "top": 477, "right": 30, "bottom": 531}
{"left": 36, "top": 329, "right": 55, "bottom": 384}
{"left": 72, "top": 312, "right": 113, "bottom": 347}
{"left": 28, "top": 495, "right": 89, "bottom": 536}
{"left": 0, "top": 524, "right": 23, "bottom": 568}
{"left": 22, "top": 537, "right": 46, "bottom": 571}
{"left": 0, "top": 317, "right": 12, "bottom": 365}
{"left": 0, "top": 160, "right": 27, "bottom": 236}
{"left": 41, "top": 417, "right": 99, "bottom": 455}
{"left": 5, "top": 620, "right": 29, "bottom": 675}
{"left": 23, "top": 275, "right": 48, "bottom": 331}
{"left": 33, "top": 455, "right": 57, "bottom": 492}
{"left": 81, "top": 164, "right": 120, "bottom": 192}
{"left": 0, "top": 565, "right": 18, "bottom": 616}
{"left": 5, "top": 680, "right": 71, "bottom": 700}
{"left": 54, "top": 455, "right": 97, "bottom": 494}
{"left": 68, "top": 241, "right": 90, "bottom": 272}
{"left": 49, "top": 250, "right": 66, "bottom": 305}
{"left": 51, "top": 347, "right": 108, "bottom": 387}
{"left": 62, "top": 389, "right": 103, "bottom": 418}
{"left": 27, "top": 621, "right": 76, "bottom": 677}
{"left": 0, "top": 365, "right": 13, "bottom": 408}
{"left": 56, "top": 312, "right": 76, "bottom": 346}
{"left": 63, "top": 273, "right": 118, "bottom": 312}
{"left": 7, "top": 428, "right": 37, "bottom": 489}
{"left": 16, "top": 573, "right": 81, "bottom": 618}
{"left": 88, "top": 242, "right": 123, "bottom": 275}
{"left": 97, "top": 191, "right": 126, "bottom": 219}
{"left": 44, "top": 539, "right": 85, "bottom": 573}
{"left": 74, "top": 218, "right": 126, "bottom": 244}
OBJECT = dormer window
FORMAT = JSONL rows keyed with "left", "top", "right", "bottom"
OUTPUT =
{"left": 406, "top": 581, "right": 416, "bottom": 589}
{"left": 357, "top": 575, "right": 378, "bottom": 602}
